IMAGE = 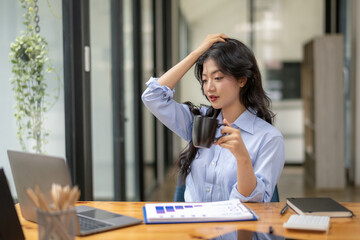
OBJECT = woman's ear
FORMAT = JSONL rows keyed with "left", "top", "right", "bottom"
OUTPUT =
{"left": 238, "top": 77, "right": 247, "bottom": 87}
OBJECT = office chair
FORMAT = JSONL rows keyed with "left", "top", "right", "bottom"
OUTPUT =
{"left": 174, "top": 175, "right": 280, "bottom": 202}
{"left": 174, "top": 177, "right": 186, "bottom": 202}
{"left": 271, "top": 185, "right": 280, "bottom": 202}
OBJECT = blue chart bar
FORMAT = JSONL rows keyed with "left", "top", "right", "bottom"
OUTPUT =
{"left": 155, "top": 204, "right": 203, "bottom": 214}
{"left": 165, "top": 206, "right": 175, "bottom": 212}
{"left": 156, "top": 206, "right": 165, "bottom": 214}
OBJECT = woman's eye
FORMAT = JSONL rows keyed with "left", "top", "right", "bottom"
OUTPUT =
{"left": 202, "top": 79, "right": 207, "bottom": 83}
{"left": 215, "top": 76, "right": 224, "bottom": 81}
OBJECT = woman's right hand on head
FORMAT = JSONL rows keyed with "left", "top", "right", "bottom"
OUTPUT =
{"left": 157, "top": 34, "right": 228, "bottom": 90}
{"left": 194, "top": 33, "right": 229, "bottom": 56}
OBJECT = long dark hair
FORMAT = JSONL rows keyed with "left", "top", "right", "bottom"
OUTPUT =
{"left": 177, "top": 38, "right": 274, "bottom": 182}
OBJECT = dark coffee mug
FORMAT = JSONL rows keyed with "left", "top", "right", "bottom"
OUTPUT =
{"left": 192, "top": 115, "right": 226, "bottom": 148}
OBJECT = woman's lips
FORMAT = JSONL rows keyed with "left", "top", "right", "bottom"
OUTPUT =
{"left": 209, "top": 95, "right": 219, "bottom": 102}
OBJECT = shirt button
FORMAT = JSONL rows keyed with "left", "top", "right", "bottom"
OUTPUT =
{"left": 211, "top": 161, "right": 215, "bottom": 166}
{"left": 206, "top": 188, "right": 210, "bottom": 192}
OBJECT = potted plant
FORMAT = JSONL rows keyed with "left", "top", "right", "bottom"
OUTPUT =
{"left": 9, "top": 0, "right": 59, "bottom": 153}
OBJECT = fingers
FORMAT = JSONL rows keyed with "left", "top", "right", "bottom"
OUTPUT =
{"left": 207, "top": 33, "right": 229, "bottom": 43}
{"left": 223, "top": 118, "right": 231, "bottom": 126}
{"left": 215, "top": 129, "right": 239, "bottom": 146}
{"left": 209, "top": 33, "right": 229, "bottom": 39}
{"left": 214, "top": 118, "right": 248, "bottom": 158}
{"left": 218, "top": 33, "right": 229, "bottom": 40}
{"left": 214, "top": 118, "right": 240, "bottom": 147}
{"left": 195, "top": 33, "right": 229, "bottom": 56}
{"left": 219, "top": 118, "right": 233, "bottom": 137}
{"left": 215, "top": 130, "right": 238, "bottom": 145}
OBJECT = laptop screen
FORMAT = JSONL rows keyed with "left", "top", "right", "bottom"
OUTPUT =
{"left": 7, "top": 150, "right": 72, "bottom": 222}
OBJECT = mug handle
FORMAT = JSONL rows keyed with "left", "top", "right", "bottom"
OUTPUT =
{"left": 214, "top": 123, "right": 227, "bottom": 142}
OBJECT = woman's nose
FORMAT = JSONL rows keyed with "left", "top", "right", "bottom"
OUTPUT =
{"left": 205, "top": 80, "right": 215, "bottom": 92}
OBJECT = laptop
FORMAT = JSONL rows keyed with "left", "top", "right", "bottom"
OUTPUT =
{"left": 7, "top": 150, "right": 142, "bottom": 236}
{"left": 0, "top": 168, "right": 25, "bottom": 240}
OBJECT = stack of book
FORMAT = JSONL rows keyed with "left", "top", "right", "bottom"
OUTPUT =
{"left": 286, "top": 197, "right": 353, "bottom": 217}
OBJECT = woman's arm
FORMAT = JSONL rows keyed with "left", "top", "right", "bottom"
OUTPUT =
{"left": 157, "top": 33, "right": 228, "bottom": 89}
{"left": 142, "top": 34, "right": 228, "bottom": 141}
{"left": 215, "top": 119, "right": 257, "bottom": 196}
{"left": 142, "top": 78, "right": 193, "bottom": 141}
{"left": 225, "top": 131, "right": 285, "bottom": 202}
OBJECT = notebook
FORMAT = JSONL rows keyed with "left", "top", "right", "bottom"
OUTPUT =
{"left": 143, "top": 199, "right": 258, "bottom": 224}
{"left": 7, "top": 150, "right": 142, "bottom": 236}
{"left": 0, "top": 168, "right": 25, "bottom": 240}
{"left": 286, "top": 197, "right": 353, "bottom": 218}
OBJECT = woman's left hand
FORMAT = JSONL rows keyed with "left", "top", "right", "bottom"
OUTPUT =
{"left": 214, "top": 119, "right": 248, "bottom": 160}
{"left": 215, "top": 119, "right": 256, "bottom": 196}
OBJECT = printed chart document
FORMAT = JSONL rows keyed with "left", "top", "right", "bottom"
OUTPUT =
{"left": 143, "top": 199, "right": 258, "bottom": 224}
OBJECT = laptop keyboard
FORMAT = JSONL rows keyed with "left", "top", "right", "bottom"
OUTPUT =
{"left": 78, "top": 215, "right": 112, "bottom": 231}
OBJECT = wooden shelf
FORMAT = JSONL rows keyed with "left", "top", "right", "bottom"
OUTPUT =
{"left": 301, "top": 35, "right": 345, "bottom": 189}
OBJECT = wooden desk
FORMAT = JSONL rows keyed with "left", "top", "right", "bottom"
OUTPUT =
{"left": 17, "top": 201, "right": 360, "bottom": 239}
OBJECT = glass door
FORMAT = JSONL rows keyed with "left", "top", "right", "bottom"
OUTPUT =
{"left": 89, "top": 0, "right": 114, "bottom": 200}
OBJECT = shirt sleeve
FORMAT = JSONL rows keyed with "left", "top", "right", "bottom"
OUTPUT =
{"left": 229, "top": 135, "right": 285, "bottom": 202}
{"left": 141, "top": 77, "right": 194, "bottom": 142}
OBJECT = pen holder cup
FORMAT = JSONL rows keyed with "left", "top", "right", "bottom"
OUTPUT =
{"left": 37, "top": 208, "right": 77, "bottom": 240}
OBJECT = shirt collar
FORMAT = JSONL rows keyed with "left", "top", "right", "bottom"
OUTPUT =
{"left": 217, "top": 109, "right": 256, "bottom": 135}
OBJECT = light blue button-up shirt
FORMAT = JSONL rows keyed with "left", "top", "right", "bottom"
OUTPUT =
{"left": 142, "top": 78, "right": 285, "bottom": 202}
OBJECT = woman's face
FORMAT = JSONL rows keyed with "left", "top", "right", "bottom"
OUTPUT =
{"left": 201, "top": 58, "right": 245, "bottom": 111}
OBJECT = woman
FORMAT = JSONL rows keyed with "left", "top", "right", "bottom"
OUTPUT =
{"left": 142, "top": 34, "right": 285, "bottom": 202}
